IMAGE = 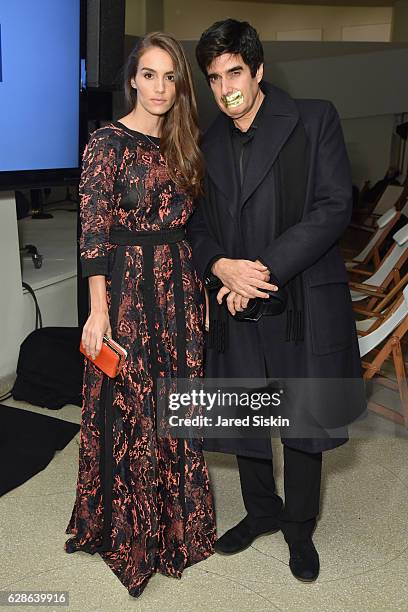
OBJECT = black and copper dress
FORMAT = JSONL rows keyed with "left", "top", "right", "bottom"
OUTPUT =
{"left": 64, "top": 122, "right": 216, "bottom": 597}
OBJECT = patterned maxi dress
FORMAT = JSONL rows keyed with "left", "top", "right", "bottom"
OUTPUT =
{"left": 64, "top": 122, "right": 216, "bottom": 597}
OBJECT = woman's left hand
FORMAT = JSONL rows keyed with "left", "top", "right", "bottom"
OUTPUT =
{"left": 218, "top": 288, "right": 250, "bottom": 316}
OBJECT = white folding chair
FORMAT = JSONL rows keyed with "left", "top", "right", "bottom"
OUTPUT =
{"left": 350, "top": 184, "right": 407, "bottom": 231}
{"left": 350, "top": 223, "right": 408, "bottom": 304}
{"left": 372, "top": 185, "right": 405, "bottom": 216}
{"left": 358, "top": 285, "right": 408, "bottom": 427}
{"left": 345, "top": 206, "right": 399, "bottom": 270}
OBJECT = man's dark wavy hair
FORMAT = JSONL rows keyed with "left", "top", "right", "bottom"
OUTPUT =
{"left": 196, "top": 19, "right": 264, "bottom": 80}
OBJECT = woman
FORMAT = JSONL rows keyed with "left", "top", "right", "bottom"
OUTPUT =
{"left": 64, "top": 32, "right": 216, "bottom": 598}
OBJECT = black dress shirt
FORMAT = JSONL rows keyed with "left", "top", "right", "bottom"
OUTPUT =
{"left": 230, "top": 95, "right": 266, "bottom": 188}
{"left": 203, "top": 96, "right": 268, "bottom": 286}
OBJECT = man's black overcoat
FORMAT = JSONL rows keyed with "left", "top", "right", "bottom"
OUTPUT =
{"left": 187, "top": 81, "right": 367, "bottom": 457}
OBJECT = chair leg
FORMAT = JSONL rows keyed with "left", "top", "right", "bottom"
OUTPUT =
{"left": 368, "top": 400, "right": 405, "bottom": 426}
{"left": 400, "top": 334, "right": 408, "bottom": 357}
{"left": 392, "top": 338, "right": 408, "bottom": 428}
{"left": 363, "top": 318, "right": 408, "bottom": 428}
{"left": 367, "top": 296, "right": 377, "bottom": 310}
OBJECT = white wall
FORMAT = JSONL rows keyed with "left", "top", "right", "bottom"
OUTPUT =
{"left": 126, "top": 0, "right": 145, "bottom": 36}
{"left": 22, "top": 278, "right": 78, "bottom": 338}
{"left": 164, "top": 0, "right": 393, "bottom": 41}
{"left": 268, "top": 47, "right": 408, "bottom": 120}
{"left": 125, "top": 0, "right": 164, "bottom": 35}
{"left": 341, "top": 115, "right": 395, "bottom": 187}
{"left": 269, "top": 47, "right": 408, "bottom": 185}
{"left": 342, "top": 23, "right": 391, "bottom": 42}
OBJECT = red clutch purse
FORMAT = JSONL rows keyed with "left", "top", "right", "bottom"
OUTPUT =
{"left": 79, "top": 334, "right": 128, "bottom": 378}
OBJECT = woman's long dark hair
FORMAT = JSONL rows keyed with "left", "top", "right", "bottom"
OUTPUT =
{"left": 124, "top": 32, "right": 204, "bottom": 198}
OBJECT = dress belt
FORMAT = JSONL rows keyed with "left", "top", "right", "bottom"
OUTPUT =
{"left": 109, "top": 227, "right": 186, "bottom": 246}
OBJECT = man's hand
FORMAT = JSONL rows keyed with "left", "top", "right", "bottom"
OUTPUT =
{"left": 212, "top": 257, "right": 278, "bottom": 299}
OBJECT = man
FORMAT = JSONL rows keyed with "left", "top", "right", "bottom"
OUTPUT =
{"left": 187, "top": 19, "right": 366, "bottom": 582}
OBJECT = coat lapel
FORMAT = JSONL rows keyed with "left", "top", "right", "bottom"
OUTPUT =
{"left": 201, "top": 82, "right": 300, "bottom": 218}
{"left": 201, "top": 113, "right": 239, "bottom": 219}
{"left": 239, "top": 83, "right": 300, "bottom": 210}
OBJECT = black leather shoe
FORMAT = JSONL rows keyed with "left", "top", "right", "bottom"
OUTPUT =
{"left": 288, "top": 539, "right": 320, "bottom": 582}
{"left": 214, "top": 515, "right": 280, "bottom": 555}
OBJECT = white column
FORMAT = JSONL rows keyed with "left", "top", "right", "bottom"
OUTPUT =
{"left": 391, "top": 0, "right": 408, "bottom": 41}
{"left": 0, "top": 192, "right": 24, "bottom": 380}
{"left": 125, "top": 0, "right": 163, "bottom": 36}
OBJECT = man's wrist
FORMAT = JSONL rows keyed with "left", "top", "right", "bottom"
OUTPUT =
{"left": 212, "top": 257, "right": 227, "bottom": 275}
{"left": 203, "top": 254, "right": 226, "bottom": 290}
{"left": 256, "top": 256, "right": 280, "bottom": 286}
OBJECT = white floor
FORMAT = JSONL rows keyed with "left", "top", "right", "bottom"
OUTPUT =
{"left": 1, "top": 391, "right": 408, "bottom": 612}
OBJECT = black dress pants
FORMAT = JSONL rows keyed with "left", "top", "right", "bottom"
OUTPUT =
{"left": 237, "top": 444, "right": 322, "bottom": 543}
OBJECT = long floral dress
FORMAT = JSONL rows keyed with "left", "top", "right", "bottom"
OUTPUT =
{"left": 64, "top": 122, "right": 216, "bottom": 598}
